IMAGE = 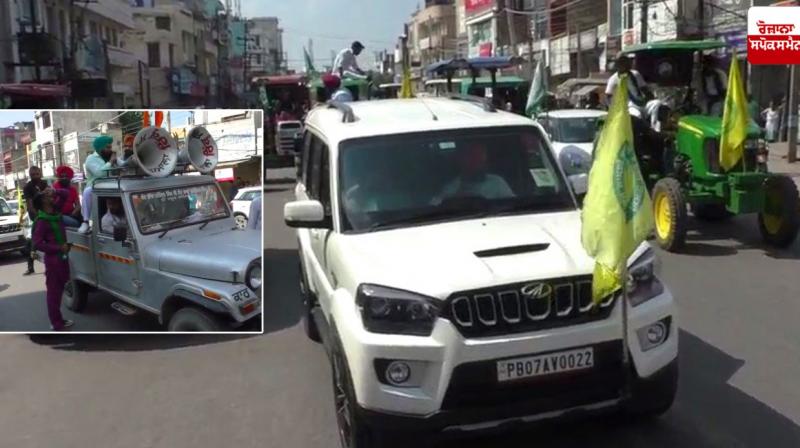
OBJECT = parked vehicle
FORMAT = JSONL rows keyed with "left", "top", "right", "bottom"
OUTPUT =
{"left": 275, "top": 120, "right": 304, "bottom": 157}
{"left": 0, "top": 197, "right": 25, "bottom": 256}
{"left": 230, "top": 186, "right": 263, "bottom": 229}
{"left": 285, "top": 98, "right": 678, "bottom": 447}
{"left": 63, "top": 126, "right": 262, "bottom": 331}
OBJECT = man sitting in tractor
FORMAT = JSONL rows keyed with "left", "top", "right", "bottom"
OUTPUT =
{"left": 695, "top": 54, "right": 728, "bottom": 117}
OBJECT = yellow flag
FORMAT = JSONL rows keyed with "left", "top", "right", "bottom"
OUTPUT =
{"left": 400, "top": 65, "right": 413, "bottom": 99}
{"left": 16, "top": 187, "right": 24, "bottom": 221}
{"left": 581, "top": 75, "right": 654, "bottom": 303}
{"left": 719, "top": 51, "right": 749, "bottom": 171}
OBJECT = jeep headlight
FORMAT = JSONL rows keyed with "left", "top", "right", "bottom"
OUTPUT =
{"left": 356, "top": 284, "right": 440, "bottom": 336}
{"left": 558, "top": 146, "right": 593, "bottom": 176}
{"left": 245, "top": 260, "right": 262, "bottom": 291}
{"left": 626, "top": 247, "right": 664, "bottom": 307}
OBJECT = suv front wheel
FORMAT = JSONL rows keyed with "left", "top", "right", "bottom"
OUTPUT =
{"left": 622, "top": 359, "right": 678, "bottom": 419}
{"left": 167, "top": 307, "right": 223, "bottom": 331}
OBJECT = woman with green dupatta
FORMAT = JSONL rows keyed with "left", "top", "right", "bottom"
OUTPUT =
{"left": 31, "top": 188, "right": 73, "bottom": 331}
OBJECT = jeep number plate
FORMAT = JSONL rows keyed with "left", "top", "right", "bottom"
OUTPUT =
{"left": 496, "top": 347, "right": 594, "bottom": 382}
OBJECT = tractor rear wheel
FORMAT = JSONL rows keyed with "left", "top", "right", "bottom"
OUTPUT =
{"left": 653, "top": 178, "right": 687, "bottom": 252}
{"left": 758, "top": 175, "right": 800, "bottom": 248}
{"left": 692, "top": 203, "right": 732, "bottom": 221}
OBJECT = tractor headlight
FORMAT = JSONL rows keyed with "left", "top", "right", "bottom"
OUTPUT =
{"left": 626, "top": 247, "right": 664, "bottom": 307}
{"left": 356, "top": 284, "right": 441, "bottom": 336}
{"left": 245, "top": 260, "right": 262, "bottom": 292}
{"left": 558, "top": 146, "right": 593, "bottom": 176}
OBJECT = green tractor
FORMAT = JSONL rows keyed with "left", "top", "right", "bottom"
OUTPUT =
{"left": 620, "top": 40, "right": 799, "bottom": 251}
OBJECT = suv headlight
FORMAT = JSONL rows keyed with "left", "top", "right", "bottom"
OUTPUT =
{"left": 626, "top": 247, "right": 664, "bottom": 307}
{"left": 558, "top": 146, "right": 593, "bottom": 176}
{"left": 245, "top": 260, "right": 262, "bottom": 291}
{"left": 356, "top": 284, "right": 441, "bottom": 336}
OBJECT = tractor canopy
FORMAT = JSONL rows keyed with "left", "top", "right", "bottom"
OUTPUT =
{"left": 621, "top": 39, "right": 728, "bottom": 87}
{"left": 678, "top": 115, "right": 762, "bottom": 139}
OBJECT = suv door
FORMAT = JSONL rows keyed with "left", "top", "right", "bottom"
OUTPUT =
{"left": 303, "top": 131, "right": 335, "bottom": 304}
{"left": 95, "top": 195, "right": 142, "bottom": 299}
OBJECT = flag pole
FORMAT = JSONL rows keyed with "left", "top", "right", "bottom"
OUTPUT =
{"left": 621, "top": 266, "right": 632, "bottom": 399}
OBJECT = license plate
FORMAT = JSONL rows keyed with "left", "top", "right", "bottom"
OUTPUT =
{"left": 497, "top": 347, "right": 594, "bottom": 382}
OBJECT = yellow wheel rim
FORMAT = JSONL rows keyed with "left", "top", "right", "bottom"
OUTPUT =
{"left": 654, "top": 191, "right": 672, "bottom": 240}
{"left": 762, "top": 188, "right": 783, "bottom": 235}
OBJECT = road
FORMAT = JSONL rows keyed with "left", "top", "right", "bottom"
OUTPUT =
{"left": 1, "top": 167, "right": 799, "bottom": 447}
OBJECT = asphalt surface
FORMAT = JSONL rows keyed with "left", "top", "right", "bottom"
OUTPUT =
{"left": 1, "top": 167, "right": 800, "bottom": 447}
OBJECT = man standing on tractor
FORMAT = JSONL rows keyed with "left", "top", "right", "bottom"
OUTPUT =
{"left": 333, "top": 41, "right": 367, "bottom": 80}
{"left": 696, "top": 54, "right": 728, "bottom": 116}
{"left": 605, "top": 53, "right": 652, "bottom": 118}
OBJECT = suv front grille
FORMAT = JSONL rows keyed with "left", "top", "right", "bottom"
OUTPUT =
{"left": 0, "top": 223, "right": 20, "bottom": 234}
{"left": 440, "top": 275, "right": 616, "bottom": 338}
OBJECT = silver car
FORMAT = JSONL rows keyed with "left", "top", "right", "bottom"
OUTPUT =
{"left": 64, "top": 174, "right": 262, "bottom": 331}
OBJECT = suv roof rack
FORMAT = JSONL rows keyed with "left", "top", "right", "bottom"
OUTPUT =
{"left": 445, "top": 93, "right": 497, "bottom": 113}
{"left": 327, "top": 100, "right": 357, "bottom": 123}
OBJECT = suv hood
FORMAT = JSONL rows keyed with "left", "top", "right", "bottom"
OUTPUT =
{"left": 339, "top": 211, "right": 600, "bottom": 300}
{"left": 0, "top": 215, "right": 20, "bottom": 225}
{"left": 148, "top": 228, "right": 261, "bottom": 283}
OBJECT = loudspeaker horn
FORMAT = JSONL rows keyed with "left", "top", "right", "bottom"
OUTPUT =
{"left": 180, "top": 126, "right": 218, "bottom": 174}
{"left": 132, "top": 126, "right": 179, "bottom": 177}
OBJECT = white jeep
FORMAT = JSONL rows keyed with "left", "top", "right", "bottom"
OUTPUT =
{"left": 285, "top": 98, "right": 678, "bottom": 448}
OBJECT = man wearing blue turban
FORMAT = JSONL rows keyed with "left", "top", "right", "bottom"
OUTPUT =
{"left": 77, "top": 135, "right": 126, "bottom": 234}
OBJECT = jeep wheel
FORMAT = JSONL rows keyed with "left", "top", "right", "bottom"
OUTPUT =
{"left": 692, "top": 203, "right": 732, "bottom": 221}
{"left": 331, "top": 346, "right": 410, "bottom": 448}
{"left": 167, "top": 307, "right": 223, "bottom": 331}
{"left": 63, "top": 279, "right": 89, "bottom": 313}
{"left": 758, "top": 175, "right": 800, "bottom": 248}
{"left": 299, "top": 260, "right": 321, "bottom": 343}
{"left": 653, "top": 178, "right": 687, "bottom": 252}
{"left": 623, "top": 359, "right": 678, "bottom": 420}
{"left": 234, "top": 213, "right": 248, "bottom": 230}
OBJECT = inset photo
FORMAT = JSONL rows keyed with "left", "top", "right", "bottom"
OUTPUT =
{"left": 0, "top": 109, "right": 263, "bottom": 333}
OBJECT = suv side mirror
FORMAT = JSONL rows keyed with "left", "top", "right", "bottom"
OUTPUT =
{"left": 113, "top": 225, "right": 128, "bottom": 242}
{"left": 284, "top": 200, "right": 331, "bottom": 229}
{"left": 568, "top": 174, "right": 588, "bottom": 196}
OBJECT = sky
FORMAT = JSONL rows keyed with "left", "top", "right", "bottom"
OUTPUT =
{"left": 0, "top": 111, "right": 35, "bottom": 128}
{"left": 243, "top": 0, "right": 420, "bottom": 71}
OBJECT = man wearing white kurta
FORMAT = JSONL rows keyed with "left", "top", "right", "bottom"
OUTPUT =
{"left": 78, "top": 135, "right": 127, "bottom": 234}
{"left": 332, "top": 41, "right": 367, "bottom": 80}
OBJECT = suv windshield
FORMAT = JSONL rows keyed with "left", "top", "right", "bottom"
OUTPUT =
{"left": 132, "top": 183, "right": 229, "bottom": 234}
{"left": 553, "top": 116, "right": 602, "bottom": 143}
{"left": 339, "top": 126, "right": 575, "bottom": 232}
{"left": 0, "top": 199, "right": 13, "bottom": 216}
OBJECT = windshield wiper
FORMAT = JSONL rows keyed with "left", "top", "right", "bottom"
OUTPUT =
{"left": 157, "top": 217, "right": 191, "bottom": 239}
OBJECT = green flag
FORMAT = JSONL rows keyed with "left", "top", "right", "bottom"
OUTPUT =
{"left": 525, "top": 58, "right": 547, "bottom": 117}
{"left": 581, "top": 75, "right": 654, "bottom": 303}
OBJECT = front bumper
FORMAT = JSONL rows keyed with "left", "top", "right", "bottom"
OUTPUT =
{"left": 333, "top": 286, "right": 678, "bottom": 427}
{"left": 0, "top": 234, "right": 26, "bottom": 252}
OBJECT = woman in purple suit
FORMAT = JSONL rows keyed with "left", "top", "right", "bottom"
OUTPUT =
{"left": 32, "top": 188, "right": 74, "bottom": 331}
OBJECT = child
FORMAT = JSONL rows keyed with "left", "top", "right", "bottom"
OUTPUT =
{"left": 32, "top": 188, "right": 73, "bottom": 331}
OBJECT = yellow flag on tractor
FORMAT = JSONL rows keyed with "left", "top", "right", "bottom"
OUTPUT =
{"left": 581, "top": 75, "right": 654, "bottom": 303}
{"left": 719, "top": 51, "right": 750, "bottom": 171}
{"left": 400, "top": 65, "right": 414, "bottom": 99}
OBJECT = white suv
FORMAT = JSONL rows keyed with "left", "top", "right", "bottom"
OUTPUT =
{"left": 284, "top": 98, "right": 678, "bottom": 448}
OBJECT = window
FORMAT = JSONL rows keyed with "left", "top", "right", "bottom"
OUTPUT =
{"left": 89, "top": 21, "right": 98, "bottom": 37}
{"left": 147, "top": 42, "right": 160, "bottom": 67}
{"left": 255, "top": 35, "right": 260, "bottom": 47}
{"left": 97, "top": 196, "right": 128, "bottom": 235}
{"left": 105, "top": 26, "right": 112, "bottom": 43}
{"left": 40, "top": 112, "right": 51, "bottom": 129}
{"left": 306, "top": 133, "right": 332, "bottom": 214}
{"left": 256, "top": 54, "right": 261, "bottom": 65}
{"left": 155, "top": 16, "right": 171, "bottom": 31}
{"left": 300, "top": 131, "right": 313, "bottom": 185}
{"left": 112, "top": 28, "right": 118, "bottom": 46}
{"left": 624, "top": 0, "right": 635, "bottom": 30}
{"left": 169, "top": 44, "right": 175, "bottom": 68}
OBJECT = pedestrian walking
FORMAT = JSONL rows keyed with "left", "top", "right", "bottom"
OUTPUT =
{"left": 31, "top": 188, "right": 73, "bottom": 331}
{"left": 763, "top": 101, "right": 781, "bottom": 143}
{"left": 22, "top": 166, "right": 48, "bottom": 275}
{"left": 54, "top": 165, "right": 81, "bottom": 227}
{"left": 247, "top": 194, "right": 262, "bottom": 231}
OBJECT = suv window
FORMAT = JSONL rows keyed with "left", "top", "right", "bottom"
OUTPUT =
{"left": 300, "top": 130, "right": 314, "bottom": 187}
{"left": 97, "top": 196, "right": 129, "bottom": 236}
{"left": 338, "top": 126, "right": 574, "bottom": 232}
{"left": 308, "top": 134, "right": 331, "bottom": 215}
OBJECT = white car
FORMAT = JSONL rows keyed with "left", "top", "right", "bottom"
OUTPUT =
{"left": 538, "top": 109, "right": 607, "bottom": 194}
{"left": 230, "top": 186, "right": 262, "bottom": 229}
{"left": 285, "top": 98, "right": 677, "bottom": 448}
{"left": 0, "top": 197, "right": 26, "bottom": 256}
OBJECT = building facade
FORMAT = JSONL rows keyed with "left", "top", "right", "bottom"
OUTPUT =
{"left": 246, "top": 17, "right": 285, "bottom": 77}
{"left": 1, "top": 122, "right": 35, "bottom": 193}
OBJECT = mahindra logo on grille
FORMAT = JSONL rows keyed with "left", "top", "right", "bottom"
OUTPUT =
{"left": 448, "top": 278, "right": 615, "bottom": 332}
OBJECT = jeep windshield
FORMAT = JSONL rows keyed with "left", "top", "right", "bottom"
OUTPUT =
{"left": 131, "top": 183, "right": 229, "bottom": 234}
{"left": 339, "top": 126, "right": 575, "bottom": 232}
{"left": 0, "top": 199, "right": 13, "bottom": 216}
